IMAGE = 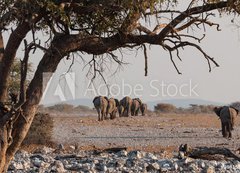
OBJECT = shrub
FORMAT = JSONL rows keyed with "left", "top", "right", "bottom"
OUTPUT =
{"left": 154, "top": 103, "right": 176, "bottom": 113}
{"left": 23, "top": 113, "right": 54, "bottom": 145}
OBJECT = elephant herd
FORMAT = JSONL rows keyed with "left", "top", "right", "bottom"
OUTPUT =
{"left": 93, "top": 96, "right": 238, "bottom": 139}
{"left": 93, "top": 96, "right": 147, "bottom": 121}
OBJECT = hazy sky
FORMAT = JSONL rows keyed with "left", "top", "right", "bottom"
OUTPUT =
{"left": 3, "top": 3, "right": 240, "bottom": 105}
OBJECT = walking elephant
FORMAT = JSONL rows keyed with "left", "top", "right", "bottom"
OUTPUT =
{"left": 213, "top": 106, "right": 238, "bottom": 138}
{"left": 140, "top": 103, "right": 147, "bottom": 116}
{"left": 118, "top": 104, "right": 124, "bottom": 117}
{"left": 131, "top": 98, "right": 142, "bottom": 116}
{"left": 120, "top": 96, "right": 132, "bottom": 117}
{"left": 107, "top": 98, "right": 118, "bottom": 119}
{"left": 93, "top": 96, "right": 108, "bottom": 121}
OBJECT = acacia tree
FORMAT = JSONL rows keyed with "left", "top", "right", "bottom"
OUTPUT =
{"left": 0, "top": 0, "right": 239, "bottom": 171}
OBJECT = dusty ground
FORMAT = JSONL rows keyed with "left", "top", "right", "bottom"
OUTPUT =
{"left": 52, "top": 113, "right": 240, "bottom": 153}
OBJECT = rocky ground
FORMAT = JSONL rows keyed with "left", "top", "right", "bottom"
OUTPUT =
{"left": 9, "top": 146, "right": 240, "bottom": 173}
{"left": 10, "top": 113, "right": 240, "bottom": 172}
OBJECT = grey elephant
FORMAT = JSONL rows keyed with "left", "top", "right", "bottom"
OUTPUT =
{"left": 93, "top": 96, "right": 108, "bottom": 121}
{"left": 131, "top": 98, "right": 142, "bottom": 116}
{"left": 107, "top": 98, "right": 118, "bottom": 119}
{"left": 140, "top": 103, "right": 147, "bottom": 116}
{"left": 213, "top": 106, "right": 238, "bottom": 138}
{"left": 120, "top": 96, "right": 132, "bottom": 117}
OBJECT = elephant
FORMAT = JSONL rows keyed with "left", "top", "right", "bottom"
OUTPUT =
{"left": 140, "top": 103, "right": 147, "bottom": 116}
{"left": 118, "top": 104, "right": 124, "bottom": 117}
{"left": 213, "top": 106, "right": 238, "bottom": 138}
{"left": 119, "top": 96, "right": 132, "bottom": 117}
{"left": 131, "top": 98, "right": 142, "bottom": 116}
{"left": 107, "top": 98, "right": 118, "bottom": 119}
{"left": 93, "top": 96, "right": 108, "bottom": 121}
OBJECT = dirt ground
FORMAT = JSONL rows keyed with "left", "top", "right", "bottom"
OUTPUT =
{"left": 52, "top": 113, "right": 240, "bottom": 153}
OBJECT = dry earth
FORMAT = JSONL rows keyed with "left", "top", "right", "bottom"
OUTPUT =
{"left": 52, "top": 113, "right": 240, "bottom": 153}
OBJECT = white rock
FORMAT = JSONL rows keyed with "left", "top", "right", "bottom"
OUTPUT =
{"left": 9, "top": 162, "right": 24, "bottom": 170}
{"left": 183, "top": 157, "right": 192, "bottom": 164}
{"left": 118, "top": 150, "right": 128, "bottom": 157}
{"left": 149, "top": 162, "right": 160, "bottom": 170}
{"left": 234, "top": 162, "right": 240, "bottom": 170}
{"left": 173, "top": 162, "right": 178, "bottom": 171}
{"left": 69, "top": 145, "right": 75, "bottom": 150}
{"left": 178, "top": 151, "right": 185, "bottom": 159}
{"left": 146, "top": 153, "right": 157, "bottom": 160}
{"left": 54, "top": 161, "right": 66, "bottom": 173}
{"left": 58, "top": 144, "right": 65, "bottom": 150}
{"left": 32, "top": 158, "right": 43, "bottom": 167}
{"left": 199, "top": 161, "right": 206, "bottom": 168}
{"left": 128, "top": 151, "right": 143, "bottom": 159}
{"left": 205, "top": 166, "right": 215, "bottom": 173}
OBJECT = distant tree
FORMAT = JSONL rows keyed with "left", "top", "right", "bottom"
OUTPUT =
{"left": 74, "top": 105, "right": 92, "bottom": 112}
{"left": 47, "top": 104, "right": 74, "bottom": 113}
{"left": 154, "top": 103, "right": 176, "bottom": 113}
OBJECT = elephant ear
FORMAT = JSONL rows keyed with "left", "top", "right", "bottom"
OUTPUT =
{"left": 213, "top": 107, "right": 221, "bottom": 117}
{"left": 230, "top": 106, "right": 239, "bottom": 114}
{"left": 93, "top": 96, "right": 99, "bottom": 103}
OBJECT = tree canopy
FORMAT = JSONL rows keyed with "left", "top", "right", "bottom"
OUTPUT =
{"left": 0, "top": 0, "right": 240, "bottom": 172}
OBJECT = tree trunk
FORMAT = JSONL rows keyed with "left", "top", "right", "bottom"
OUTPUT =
{"left": 0, "top": 33, "right": 4, "bottom": 62}
{"left": 0, "top": 35, "right": 67, "bottom": 172}
{"left": 0, "top": 22, "right": 30, "bottom": 102}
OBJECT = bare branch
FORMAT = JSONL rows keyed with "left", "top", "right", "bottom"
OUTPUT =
{"left": 142, "top": 44, "right": 148, "bottom": 76}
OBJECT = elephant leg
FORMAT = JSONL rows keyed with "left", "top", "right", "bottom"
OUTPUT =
{"left": 101, "top": 109, "right": 105, "bottom": 121}
{"left": 221, "top": 122, "right": 227, "bottom": 138}
{"left": 136, "top": 108, "right": 139, "bottom": 116}
{"left": 226, "top": 122, "right": 232, "bottom": 138}
{"left": 231, "top": 116, "right": 235, "bottom": 130}
{"left": 131, "top": 108, "right": 134, "bottom": 116}
{"left": 97, "top": 109, "right": 101, "bottom": 121}
{"left": 128, "top": 105, "right": 131, "bottom": 117}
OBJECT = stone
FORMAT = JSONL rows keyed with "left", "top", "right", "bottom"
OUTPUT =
{"left": 147, "top": 162, "right": 160, "bottom": 171}
{"left": 117, "top": 150, "right": 128, "bottom": 157}
{"left": 128, "top": 150, "right": 143, "bottom": 159}
{"left": 199, "top": 161, "right": 206, "bottom": 168}
{"left": 69, "top": 145, "right": 75, "bottom": 150}
{"left": 178, "top": 151, "right": 185, "bottom": 159}
{"left": 54, "top": 160, "right": 66, "bottom": 173}
{"left": 173, "top": 162, "right": 178, "bottom": 171}
{"left": 9, "top": 162, "right": 24, "bottom": 170}
{"left": 146, "top": 153, "right": 158, "bottom": 160}
{"left": 58, "top": 144, "right": 65, "bottom": 150}
{"left": 34, "top": 146, "right": 54, "bottom": 154}
{"left": 205, "top": 166, "right": 215, "bottom": 173}
{"left": 32, "top": 158, "right": 43, "bottom": 167}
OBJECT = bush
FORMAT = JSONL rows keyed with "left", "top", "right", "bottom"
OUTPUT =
{"left": 23, "top": 113, "right": 54, "bottom": 145}
{"left": 46, "top": 104, "right": 74, "bottom": 113}
{"left": 154, "top": 103, "right": 176, "bottom": 113}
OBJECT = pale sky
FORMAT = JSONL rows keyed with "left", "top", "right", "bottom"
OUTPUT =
{"left": 3, "top": 3, "right": 240, "bottom": 105}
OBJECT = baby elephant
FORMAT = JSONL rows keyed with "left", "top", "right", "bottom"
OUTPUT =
{"left": 213, "top": 106, "right": 238, "bottom": 138}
